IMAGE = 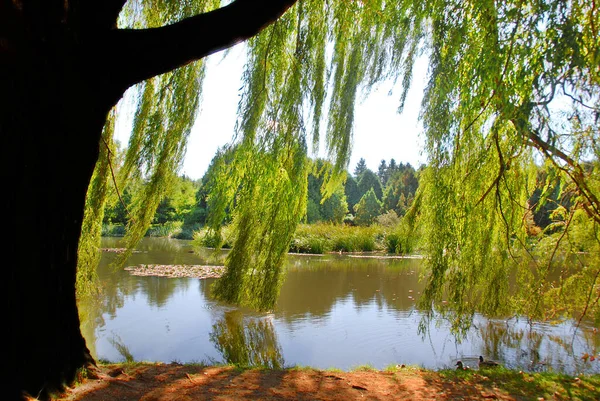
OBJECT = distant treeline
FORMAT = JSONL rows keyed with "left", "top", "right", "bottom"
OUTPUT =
{"left": 103, "top": 154, "right": 422, "bottom": 235}
{"left": 102, "top": 151, "right": 567, "bottom": 252}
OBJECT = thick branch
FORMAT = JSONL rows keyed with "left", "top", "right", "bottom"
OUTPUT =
{"left": 77, "top": 0, "right": 128, "bottom": 31}
{"left": 107, "top": 0, "right": 298, "bottom": 92}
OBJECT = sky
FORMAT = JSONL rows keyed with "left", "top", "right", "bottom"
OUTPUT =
{"left": 116, "top": 43, "right": 429, "bottom": 181}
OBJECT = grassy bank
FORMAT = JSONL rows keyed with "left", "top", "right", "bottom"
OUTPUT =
{"left": 102, "top": 222, "right": 202, "bottom": 240}
{"left": 102, "top": 220, "right": 417, "bottom": 255}
{"left": 192, "top": 222, "right": 417, "bottom": 255}
{"left": 55, "top": 362, "right": 600, "bottom": 401}
{"left": 290, "top": 224, "right": 382, "bottom": 253}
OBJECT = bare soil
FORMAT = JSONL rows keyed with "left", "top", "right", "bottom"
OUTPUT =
{"left": 53, "top": 363, "right": 522, "bottom": 401}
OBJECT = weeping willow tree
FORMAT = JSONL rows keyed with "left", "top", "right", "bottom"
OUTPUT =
{"left": 414, "top": 0, "right": 600, "bottom": 333}
{"left": 80, "top": 0, "right": 600, "bottom": 341}
{"left": 7, "top": 0, "right": 596, "bottom": 397}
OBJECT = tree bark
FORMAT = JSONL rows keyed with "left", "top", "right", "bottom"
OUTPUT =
{"left": 1, "top": 0, "right": 297, "bottom": 399}
{"left": 3, "top": 47, "right": 108, "bottom": 401}
{"left": 109, "top": 0, "right": 298, "bottom": 91}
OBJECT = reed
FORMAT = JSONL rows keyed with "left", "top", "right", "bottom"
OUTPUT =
{"left": 289, "top": 223, "right": 408, "bottom": 254}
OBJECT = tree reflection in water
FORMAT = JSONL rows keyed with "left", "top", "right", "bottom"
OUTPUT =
{"left": 108, "top": 334, "right": 135, "bottom": 363}
{"left": 476, "top": 318, "right": 597, "bottom": 373}
{"left": 210, "top": 310, "right": 284, "bottom": 369}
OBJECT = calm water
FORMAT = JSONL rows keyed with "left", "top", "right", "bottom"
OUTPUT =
{"left": 78, "top": 237, "right": 600, "bottom": 374}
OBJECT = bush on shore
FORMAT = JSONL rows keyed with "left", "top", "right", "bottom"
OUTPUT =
{"left": 289, "top": 223, "right": 414, "bottom": 254}
{"left": 103, "top": 220, "right": 417, "bottom": 256}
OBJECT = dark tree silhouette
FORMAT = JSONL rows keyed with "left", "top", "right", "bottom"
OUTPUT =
{"left": 1, "top": 1, "right": 297, "bottom": 399}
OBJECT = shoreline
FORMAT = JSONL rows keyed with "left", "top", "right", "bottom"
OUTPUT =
{"left": 54, "top": 362, "right": 600, "bottom": 401}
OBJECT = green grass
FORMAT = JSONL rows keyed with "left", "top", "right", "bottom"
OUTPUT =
{"left": 437, "top": 366, "right": 600, "bottom": 401}
{"left": 383, "top": 363, "right": 422, "bottom": 373}
{"left": 349, "top": 363, "right": 377, "bottom": 372}
{"left": 284, "top": 363, "right": 600, "bottom": 401}
{"left": 109, "top": 220, "right": 418, "bottom": 256}
{"left": 287, "top": 364, "right": 318, "bottom": 372}
{"left": 289, "top": 223, "right": 414, "bottom": 254}
{"left": 146, "top": 221, "right": 183, "bottom": 238}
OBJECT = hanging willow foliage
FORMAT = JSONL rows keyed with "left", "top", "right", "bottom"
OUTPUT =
{"left": 77, "top": 110, "right": 117, "bottom": 297}
{"left": 79, "top": 0, "right": 599, "bottom": 325}
{"left": 416, "top": 0, "right": 600, "bottom": 332}
{"left": 77, "top": 0, "right": 218, "bottom": 278}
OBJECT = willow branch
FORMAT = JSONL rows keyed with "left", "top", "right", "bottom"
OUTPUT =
{"left": 100, "top": 135, "right": 131, "bottom": 220}
{"left": 572, "top": 267, "right": 600, "bottom": 347}
{"left": 525, "top": 130, "right": 600, "bottom": 223}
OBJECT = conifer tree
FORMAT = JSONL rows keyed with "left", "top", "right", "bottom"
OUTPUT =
{"left": 358, "top": 169, "right": 384, "bottom": 201}
{"left": 354, "top": 158, "right": 368, "bottom": 178}
{"left": 354, "top": 189, "right": 383, "bottom": 226}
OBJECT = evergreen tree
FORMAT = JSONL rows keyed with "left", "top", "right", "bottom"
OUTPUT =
{"left": 320, "top": 189, "right": 348, "bottom": 224}
{"left": 377, "top": 159, "right": 388, "bottom": 186}
{"left": 305, "top": 159, "right": 348, "bottom": 224}
{"left": 382, "top": 185, "right": 401, "bottom": 215}
{"left": 344, "top": 174, "right": 361, "bottom": 214}
{"left": 400, "top": 165, "right": 419, "bottom": 197}
{"left": 396, "top": 193, "right": 409, "bottom": 217}
{"left": 388, "top": 158, "right": 398, "bottom": 174}
{"left": 354, "top": 158, "right": 367, "bottom": 178}
{"left": 383, "top": 158, "right": 399, "bottom": 186}
{"left": 305, "top": 198, "right": 321, "bottom": 223}
{"left": 354, "top": 189, "right": 383, "bottom": 226}
{"left": 357, "top": 169, "right": 383, "bottom": 201}
{"left": 380, "top": 164, "right": 420, "bottom": 216}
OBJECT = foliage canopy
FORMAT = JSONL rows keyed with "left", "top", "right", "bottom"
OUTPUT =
{"left": 81, "top": 0, "right": 599, "bottom": 327}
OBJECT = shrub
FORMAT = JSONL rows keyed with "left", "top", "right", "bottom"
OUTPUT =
{"left": 383, "top": 222, "right": 414, "bottom": 255}
{"left": 292, "top": 223, "right": 383, "bottom": 253}
{"left": 354, "top": 189, "right": 383, "bottom": 226}
{"left": 376, "top": 210, "right": 400, "bottom": 227}
{"left": 173, "top": 223, "right": 203, "bottom": 240}
{"left": 146, "top": 221, "right": 183, "bottom": 238}
{"left": 289, "top": 235, "right": 327, "bottom": 254}
{"left": 193, "top": 225, "right": 234, "bottom": 248}
{"left": 101, "top": 224, "right": 126, "bottom": 237}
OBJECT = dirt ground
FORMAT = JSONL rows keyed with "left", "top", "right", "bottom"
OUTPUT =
{"left": 53, "top": 363, "right": 522, "bottom": 401}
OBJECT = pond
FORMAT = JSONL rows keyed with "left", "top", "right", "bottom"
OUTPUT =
{"left": 78, "top": 237, "right": 600, "bottom": 375}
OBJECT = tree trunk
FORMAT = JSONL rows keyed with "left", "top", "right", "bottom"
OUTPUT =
{"left": 3, "top": 27, "right": 115, "bottom": 401}
{"left": 1, "top": 1, "right": 297, "bottom": 398}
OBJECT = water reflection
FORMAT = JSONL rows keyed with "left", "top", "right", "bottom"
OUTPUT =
{"left": 209, "top": 310, "right": 284, "bottom": 368}
{"left": 108, "top": 335, "right": 135, "bottom": 363}
{"left": 279, "top": 255, "right": 422, "bottom": 320}
{"left": 78, "top": 238, "right": 600, "bottom": 374}
{"left": 473, "top": 317, "right": 599, "bottom": 373}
